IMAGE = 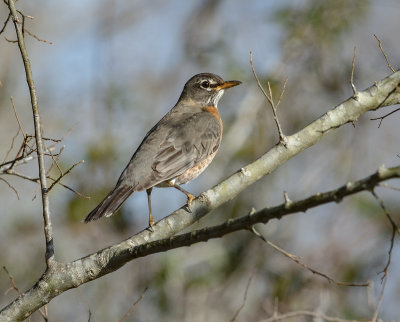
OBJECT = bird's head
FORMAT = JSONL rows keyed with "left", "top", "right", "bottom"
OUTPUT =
{"left": 179, "top": 73, "right": 241, "bottom": 107}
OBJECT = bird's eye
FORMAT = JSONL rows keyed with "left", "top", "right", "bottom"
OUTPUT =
{"left": 200, "top": 80, "right": 210, "bottom": 89}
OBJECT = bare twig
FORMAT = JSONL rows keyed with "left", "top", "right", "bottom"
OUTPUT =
{"left": 350, "top": 46, "right": 358, "bottom": 98}
{"left": 2, "top": 264, "right": 38, "bottom": 322}
{"left": 119, "top": 286, "right": 149, "bottom": 322}
{"left": 16, "top": 10, "right": 34, "bottom": 20}
{"left": 2, "top": 127, "right": 20, "bottom": 164}
{"left": 7, "top": 0, "right": 55, "bottom": 266}
{"left": 47, "top": 123, "right": 78, "bottom": 150}
{"left": 47, "top": 160, "right": 85, "bottom": 192}
{"left": 7, "top": 137, "right": 30, "bottom": 170}
{"left": 372, "top": 271, "right": 388, "bottom": 322}
{"left": 26, "top": 135, "right": 64, "bottom": 143}
{"left": 13, "top": 6, "right": 52, "bottom": 45}
{"left": 2, "top": 96, "right": 26, "bottom": 163}
{"left": 39, "top": 305, "right": 48, "bottom": 322}
{"left": 370, "top": 107, "right": 400, "bottom": 128}
{"left": 0, "top": 177, "right": 20, "bottom": 199}
{"left": 379, "top": 182, "right": 400, "bottom": 192}
{"left": 230, "top": 269, "right": 256, "bottom": 322}
{"left": 251, "top": 227, "right": 369, "bottom": 287}
{"left": 42, "top": 137, "right": 61, "bottom": 142}
{"left": 10, "top": 96, "right": 26, "bottom": 138}
{"left": 371, "top": 190, "right": 400, "bottom": 237}
{"left": 32, "top": 181, "right": 41, "bottom": 201}
{"left": 4, "top": 36, "right": 17, "bottom": 43}
{"left": 370, "top": 191, "right": 398, "bottom": 322}
{"left": 31, "top": 305, "right": 49, "bottom": 322}
{"left": 276, "top": 78, "right": 288, "bottom": 109}
{"left": 24, "top": 29, "right": 52, "bottom": 44}
{"left": 3, "top": 266, "right": 23, "bottom": 298}
{"left": 3, "top": 168, "right": 89, "bottom": 199}
{"left": 0, "top": 151, "right": 35, "bottom": 173}
{"left": 374, "top": 34, "right": 395, "bottom": 73}
{"left": 250, "top": 51, "right": 287, "bottom": 146}
{"left": 55, "top": 181, "right": 91, "bottom": 199}
{"left": 45, "top": 144, "right": 64, "bottom": 177}
{"left": 3, "top": 169, "right": 39, "bottom": 183}
{"left": 0, "top": 13, "right": 10, "bottom": 34}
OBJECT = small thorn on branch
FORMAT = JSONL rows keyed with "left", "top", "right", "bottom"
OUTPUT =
{"left": 248, "top": 207, "right": 256, "bottom": 217}
{"left": 283, "top": 191, "right": 292, "bottom": 208}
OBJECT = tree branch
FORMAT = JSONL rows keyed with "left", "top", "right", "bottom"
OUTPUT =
{"left": 1, "top": 162, "right": 399, "bottom": 320}
{"left": 106, "top": 164, "right": 400, "bottom": 262}
{"left": 7, "top": 0, "right": 55, "bottom": 267}
{"left": 251, "top": 226, "right": 369, "bottom": 287}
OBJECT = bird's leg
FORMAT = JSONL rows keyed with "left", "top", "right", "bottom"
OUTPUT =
{"left": 167, "top": 181, "right": 195, "bottom": 212}
{"left": 146, "top": 188, "right": 155, "bottom": 230}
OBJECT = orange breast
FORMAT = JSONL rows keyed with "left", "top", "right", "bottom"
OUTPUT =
{"left": 203, "top": 106, "right": 223, "bottom": 130}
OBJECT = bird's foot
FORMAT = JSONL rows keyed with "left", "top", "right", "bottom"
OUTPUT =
{"left": 147, "top": 215, "right": 155, "bottom": 232}
{"left": 186, "top": 193, "right": 195, "bottom": 213}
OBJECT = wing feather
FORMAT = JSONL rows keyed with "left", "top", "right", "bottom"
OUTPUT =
{"left": 151, "top": 112, "right": 221, "bottom": 182}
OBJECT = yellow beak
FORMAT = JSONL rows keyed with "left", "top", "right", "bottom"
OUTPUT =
{"left": 215, "top": 80, "right": 242, "bottom": 91}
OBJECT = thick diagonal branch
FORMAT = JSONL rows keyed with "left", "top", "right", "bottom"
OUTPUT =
{"left": 7, "top": 0, "right": 54, "bottom": 266}
{"left": 128, "top": 165, "right": 400, "bottom": 255}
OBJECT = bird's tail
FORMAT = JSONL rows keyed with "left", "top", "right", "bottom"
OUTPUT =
{"left": 83, "top": 186, "right": 134, "bottom": 223}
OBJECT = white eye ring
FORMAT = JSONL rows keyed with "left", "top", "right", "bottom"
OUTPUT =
{"left": 200, "top": 80, "right": 211, "bottom": 90}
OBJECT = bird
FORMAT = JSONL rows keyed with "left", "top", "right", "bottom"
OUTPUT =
{"left": 84, "top": 73, "right": 241, "bottom": 228}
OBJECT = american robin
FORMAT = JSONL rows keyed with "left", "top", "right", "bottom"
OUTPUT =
{"left": 84, "top": 73, "right": 241, "bottom": 227}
